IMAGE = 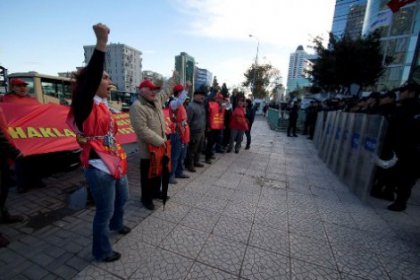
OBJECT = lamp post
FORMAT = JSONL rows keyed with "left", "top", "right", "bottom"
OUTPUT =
{"left": 249, "top": 34, "right": 259, "bottom": 96}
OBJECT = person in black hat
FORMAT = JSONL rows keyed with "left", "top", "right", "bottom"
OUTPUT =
{"left": 185, "top": 87, "right": 207, "bottom": 172}
{"left": 365, "top": 92, "right": 381, "bottom": 114}
{"left": 376, "top": 82, "right": 420, "bottom": 211}
{"left": 377, "top": 91, "right": 397, "bottom": 119}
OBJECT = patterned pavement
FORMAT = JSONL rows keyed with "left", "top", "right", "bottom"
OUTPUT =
{"left": 1, "top": 116, "right": 419, "bottom": 279}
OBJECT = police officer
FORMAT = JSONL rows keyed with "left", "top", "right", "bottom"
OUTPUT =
{"left": 378, "top": 82, "right": 420, "bottom": 211}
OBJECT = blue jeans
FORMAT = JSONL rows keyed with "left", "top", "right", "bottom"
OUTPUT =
{"left": 85, "top": 166, "right": 128, "bottom": 260}
{"left": 170, "top": 133, "right": 185, "bottom": 177}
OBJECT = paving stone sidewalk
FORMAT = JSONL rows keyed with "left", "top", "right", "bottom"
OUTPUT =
{"left": 1, "top": 116, "right": 419, "bottom": 279}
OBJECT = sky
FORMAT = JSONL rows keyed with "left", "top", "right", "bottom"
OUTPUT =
{"left": 0, "top": 0, "right": 336, "bottom": 89}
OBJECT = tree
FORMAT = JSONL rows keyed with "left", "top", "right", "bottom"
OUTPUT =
{"left": 309, "top": 31, "right": 387, "bottom": 94}
{"left": 212, "top": 76, "right": 219, "bottom": 88}
{"left": 220, "top": 83, "right": 229, "bottom": 97}
{"left": 270, "top": 83, "right": 285, "bottom": 104}
{"left": 243, "top": 63, "right": 280, "bottom": 99}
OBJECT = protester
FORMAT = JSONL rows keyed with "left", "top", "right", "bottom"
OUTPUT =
{"left": 205, "top": 92, "right": 225, "bottom": 163}
{"left": 1, "top": 78, "right": 45, "bottom": 193}
{"left": 0, "top": 130, "right": 24, "bottom": 247}
{"left": 222, "top": 100, "right": 233, "bottom": 150}
{"left": 168, "top": 83, "right": 190, "bottom": 184}
{"left": 227, "top": 96, "right": 249, "bottom": 153}
{"left": 129, "top": 75, "right": 175, "bottom": 210}
{"left": 67, "top": 23, "right": 130, "bottom": 262}
{"left": 2, "top": 79, "right": 39, "bottom": 104}
{"left": 245, "top": 98, "right": 257, "bottom": 149}
{"left": 185, "top": 87, "right": 207, "bottom": 172}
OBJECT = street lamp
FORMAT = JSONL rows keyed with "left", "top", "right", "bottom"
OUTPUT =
{"left": 249, "top": 34, "right": 259, "bottom": 65}
{"left": 249, "top": 34, "right": 260, "bottom": 96}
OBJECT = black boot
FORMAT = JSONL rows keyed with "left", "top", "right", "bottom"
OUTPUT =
{"left": 0, "top": 209, "right": 24, "bottom": 224}
{"left": 0, "top": 233, "right": 10, "bottom": 248}
{"left": 387, "top": 202, "right": 406, "bottom": 212}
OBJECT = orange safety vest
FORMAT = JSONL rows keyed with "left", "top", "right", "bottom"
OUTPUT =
{"left": 163, "top": 108, "right": 176, "bottom": 135}
{"left": 230, "top": 106, "right": 249, "bottom": 131}
{"left": 170, "top": 105, "right": 190, "bottom": 144}
{"left": 67, "top": 102, "right": 128, "bottom": 179}
{"left": 208, "top": 101, "right": 225, "bottom": 130}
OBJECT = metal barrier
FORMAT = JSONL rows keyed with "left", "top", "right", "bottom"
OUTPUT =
{"left": 313, "top": 111, "right": 327, "bottom": 149}
{"left": 267, "top": 108, "right": 279, "bottom": 130}
{"left": 313, "top": 111, "right": 387, "bottom": 201}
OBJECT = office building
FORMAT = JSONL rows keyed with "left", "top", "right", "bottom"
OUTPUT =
{"left": 84, "top": 43, "right": 142, "bottom": 93}
{"left": 194, "top": 67, "right": 212, "bottom": 90}
{"left": 362, "top": 0, "right": 419, "bottom": 89}
{"left": 286, "top": 46, "right": 313, "bottom": 93}
{"left": 331, "top": 0, "right": 368, "bottom": 39}
{"left": 175, "top": 52, "right": 196, "bottom": 92}
{"left": 142, "top": 70, "right": 164, "bottom": 84}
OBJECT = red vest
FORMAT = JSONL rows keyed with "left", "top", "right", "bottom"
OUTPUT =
{"left": 68, "top": 102, "right": 127, "bottom": 179}
{"left": 163, "top": 108, "right": 176, "bottom": 135}
{"left": 170, "top": 105, "right": 190, "bottom": 144}
{"left": 208, "top": 101, "right": 225, "bottom": 130}
{"left": 230, "top": 107, "right": 249, "bottom": 131}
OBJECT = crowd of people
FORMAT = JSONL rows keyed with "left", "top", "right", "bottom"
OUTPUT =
{"left": 1, "top": 23, "right": 418, "bottom": 263}
{"left": 129, "top": 76, "right": 259, "bottom": 211}
{"left": 0, "top": 23, "right": 259, "bottom": 261}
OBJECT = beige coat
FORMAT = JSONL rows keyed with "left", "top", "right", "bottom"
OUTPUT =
{"left": 129, "top": 81, "right": 174, "bottom": 159}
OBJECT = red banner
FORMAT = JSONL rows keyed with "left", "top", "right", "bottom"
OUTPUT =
{"left": 0, "top": 103, "right": 137, "bottom": 156}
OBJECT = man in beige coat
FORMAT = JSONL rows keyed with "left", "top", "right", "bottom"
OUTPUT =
{"left": 129, "top": 79, "right": 174, "bottom": 210}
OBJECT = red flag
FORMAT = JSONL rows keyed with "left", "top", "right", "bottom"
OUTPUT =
{"left": 387, "top": 0, "right": 416, "bottom": 13}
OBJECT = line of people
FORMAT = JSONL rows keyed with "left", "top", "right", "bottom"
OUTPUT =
{"left": 130, "top": 80, "right": 259, "bottom": 210}
{"left": 284, "top": 87, "right": 420, "bottom": 212}
{"left": 65, "top": 23, "right": 260, "bottom": 262}
{"left": 306, "top": 88, "right": 420, "bottom": 212}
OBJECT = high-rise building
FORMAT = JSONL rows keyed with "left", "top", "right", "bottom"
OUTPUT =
{"left": 331, "top": 0, "right": 367, "bottom": 39}
{"left": 194, "top": 67, "right": 212, "bottom": 91}
{"left": 175, "top": 52, "right": 195, "bottom": 91}
{"left": 286, "top": 46, "right": 314, "bottom": 93}
{"left": 142, "top": 70, "right": 164, "bottom": 83}
{"left": 84, "top": 43, "right": 142, "bottom": 93}
{"left": 362, "top": 0, "right": 419, "bottom": 89}
{"left": 0, "top": 66, "right": 8, "bottom": 93}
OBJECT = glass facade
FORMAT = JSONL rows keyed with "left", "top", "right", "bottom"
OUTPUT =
{"left": 175, "top": 52, "right": 196, "bottom": 91}
{"left": 331, "top": 0, "right": 368, "bottom": 39}
{"left": 363, "top": 0, "right": 419, "bottom": 89}
{"left": 194, "top": 67, "right": 212, "bottom": 90}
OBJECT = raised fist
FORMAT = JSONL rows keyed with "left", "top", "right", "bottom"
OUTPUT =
{"left": 93, "top": 23, "right": 110, "bottom": 44}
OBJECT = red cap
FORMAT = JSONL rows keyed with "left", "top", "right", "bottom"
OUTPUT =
{"left": 10, "top": 78, "right": 28, "bottom": 86}
{"left": 139, "top": 80, "right": 161, "bottom": 90}
{"left": 173, "top": 84, "right": 184, "bottom": 93}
